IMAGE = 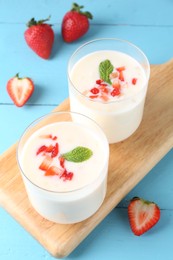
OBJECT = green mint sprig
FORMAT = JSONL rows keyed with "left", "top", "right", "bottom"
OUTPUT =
{"left": 99, "top": 59, "right": 114, "bottom": 84}
{"left": 62, "top": 146, "right": 93, "bottom": 163}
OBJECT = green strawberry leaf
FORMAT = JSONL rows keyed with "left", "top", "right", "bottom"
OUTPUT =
{"left": 62, "top": 146, "right": 93, "bottom": 163}
{"left": 99, "top": 59, "right": 114, "bottom": 84}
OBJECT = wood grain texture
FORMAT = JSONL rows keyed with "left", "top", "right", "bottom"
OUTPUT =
{"left": 0, "top": 61, "right": 173, "bottom": 258}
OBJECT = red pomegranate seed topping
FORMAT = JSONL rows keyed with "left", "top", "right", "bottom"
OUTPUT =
{"left": 116, "top": 66, "right": 126, "bottom": 72}
{"left": 90, "top": 87, "right": 100, "bottom": 94}
{"left": 96, "top": 79, "right": 103, "bottom": 84}
{"left": 111, "top": 87, "right": 121, "bottom": 96}
{"left": 36, "top": 145, "right": 47, "bottom": 155}
{"left": 60, "top": 170, "right": 74, "bottom": 181}
{"left": 132, "top": 78, "right": 137, "bottom": 85}
{"left": 51, "top": 143, "right": 59, "bottom": 158}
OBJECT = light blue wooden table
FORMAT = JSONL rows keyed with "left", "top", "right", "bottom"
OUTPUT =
{"left": 0, "top": 0, "right": 173, "bottom": 259}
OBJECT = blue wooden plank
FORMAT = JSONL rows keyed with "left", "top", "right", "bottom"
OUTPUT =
{"left": 0, "top": 0, "right": 173, "bottom": 26}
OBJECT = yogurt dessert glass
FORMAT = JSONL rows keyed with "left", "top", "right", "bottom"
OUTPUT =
{"left": 68, "top": 38, "right": 150, "bottom": 143}
{"left": 17, "top": 111, "right": 109, "bottom": 224}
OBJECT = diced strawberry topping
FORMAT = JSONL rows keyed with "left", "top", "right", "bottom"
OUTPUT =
{"left": 52, "top": 135, "right": 57, "bottom": 140}
{"left": 112, "top": 81, "right": 121, "bottom": 89}
{"left": 132, "top": 78, "right": 137, "bottom": 85}
{"left": 111, "top": 87, "right": 121, "bottom": 96}
{"left": 45, "top": 166, "right": 64, "bottom": 176}
{"left": 90, "top": 87, "right": 100, "bottom": 94}
{"left": 36, "top": 145, "right": 47, "bottom": 155}
{"left": 100, "top": 93, "right": 109, "bottom": 101}
{"left": 59, "top": 157, "right": 65, "bottom": 168}
{"left": 118, "top": 71, "right": 124, "bottom": 81}
{"left": 116, "top": 66, "right": 126, "bottom": 72}
{"left": 45, "top": 145, "right": 54, "bottom": 153}
{"left": 39, "top": 155, "right": 53, "bottom": 171}
{"left": 89, "top": 95, "right": 99, "bottom": 99}
{"left": 51, "top": 143, "right": 59, "bottom": 158}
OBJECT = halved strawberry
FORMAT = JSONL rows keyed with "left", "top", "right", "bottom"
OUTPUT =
{"left": 7, "top": 73, "right": 34, "bottom": 107}
{"left": 128, "top": 197, "right": 160, "bottom": 236}
{"left": 45, "top": 166, "right": 64, "bottom": 176}
{"left": 39, "top": 155, "right": 53, "bottom": 171}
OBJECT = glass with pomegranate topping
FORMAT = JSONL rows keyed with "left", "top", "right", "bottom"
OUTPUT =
{"left": 68, "top": 38, "right": 150, "bottom": 143}
{"left": 17, "top": 111, "right": 109, "bottom": 224}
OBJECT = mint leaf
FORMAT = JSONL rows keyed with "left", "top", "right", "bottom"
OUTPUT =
{"left": 99, "top": 59, "right": 114, "bottom": 84}
{"left": 62, "top": 146, "right": 93, "bottom": 163}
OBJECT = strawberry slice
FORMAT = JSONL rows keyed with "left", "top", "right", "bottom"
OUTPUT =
{"left": 51, "top": 143, "right": 59, "bottom": 158}
{"left": 36, "top": 145, "right": 47, "bottom": 155}
{"left": 128, "top": 197, "right": 160, "bottom": 236}
{"left": 39, "top": 155, "right": 53, "bottom": 171}
{"left": 45, "top": 166, "right": 64, "bottom": 176}
{"left": 59, "top": 157, "right": 65, "bottom": 168}
{"left": 7, "top": 73, "right": 34, "bottom": 107}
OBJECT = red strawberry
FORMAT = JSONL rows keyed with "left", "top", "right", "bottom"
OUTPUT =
{"left": 45, "top": 166, "right": 64, "bottom": 176}
{"left": 128, "top": 197, "right": 160, "bottom": 236}
{"left": 24, "top": 16, "right": 54, "bottom": 59}
{"left": 7, "top": 73, "right": 34, "bottom": 107}
{"left": 39, "top": 155, "right": 53, "bottom": 171}
{"left": 62, "top": 3, "right": 93, "bottom": 43}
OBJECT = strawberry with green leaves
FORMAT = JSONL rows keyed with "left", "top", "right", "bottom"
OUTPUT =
{"left": 62, "top": 3, "right": 93, "bottom": 43}
{"left": 128, "top": 197, "right": 160, "bottom": 236}
{"left": 24, "top": 16, "right": 54, "bottom": 59}
{"left": 7, "top": 73, "right": 34, "bottom": 107}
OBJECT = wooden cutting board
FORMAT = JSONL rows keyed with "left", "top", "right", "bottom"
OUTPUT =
{"left": 0, "top": 60, "right": 173, "bottom": 258}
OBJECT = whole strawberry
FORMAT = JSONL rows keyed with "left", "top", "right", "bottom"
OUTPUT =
{"left": 62, "top": 3, "right": 93, "bottom": 43}
{"left": 24, "top": 16, "right": 54, "bottom": 59}
{"left": 7, "top": 73, "right": 34, "bottom": 107}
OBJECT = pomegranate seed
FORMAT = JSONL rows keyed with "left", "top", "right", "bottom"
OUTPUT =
{"left": 111, "top": 87, "right": 121, "bottom": 96}
{"left": 132, "top": 78, "right": 137, "bottom": 85}
{"left": 90, "top": 87, "right": 100, "bottom": 94}
{"left": 96, "top": 79, "right": 103, "bottom": 84}
{"left": 60, "top": 170, "right": 74, "bottom": 181}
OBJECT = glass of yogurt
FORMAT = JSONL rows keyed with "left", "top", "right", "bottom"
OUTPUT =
{"left": 68, "top": 38, "right": 150, "bottom": 143}
{"left": 17, "top": 111, "right": 109, "bottom": 224}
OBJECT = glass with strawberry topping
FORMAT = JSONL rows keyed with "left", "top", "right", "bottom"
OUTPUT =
{"left": 68, "top": 38, "right": 150, "bottom": 143}
{"left": 17, "top": 111, "right": 109, "bottom": 224}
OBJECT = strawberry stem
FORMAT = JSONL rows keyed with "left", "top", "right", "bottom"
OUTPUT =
{"left": 27, "top": 16, "right": 51, "bottom": 27}
{"left": 71, "top": 3, "right": 93, "bottom": 19}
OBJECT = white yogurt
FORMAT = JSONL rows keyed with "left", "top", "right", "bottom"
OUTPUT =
{"left": 68, "top": 50, "right": 149, "bottom": 143}
{"left": 17, "top": 113, "right": 109, "bottom": 224}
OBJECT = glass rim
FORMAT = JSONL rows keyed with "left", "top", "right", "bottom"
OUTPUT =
{"left": 67, "top": 37, "right": 150, "bottom": 104}
{"left": 17, "top": 111, "right": 109, "bottom": 194}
